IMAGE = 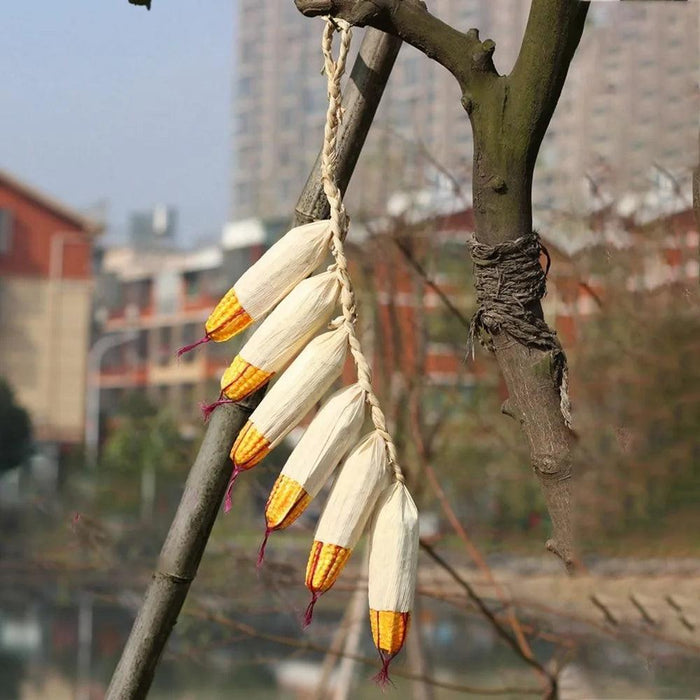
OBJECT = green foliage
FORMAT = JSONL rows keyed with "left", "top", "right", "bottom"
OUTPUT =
{"left": 98, "top": 392, "right": 196, "bottom": 519}
{"left": 0, "top": 378, "right": 32, "bottom": 474}
{"left": 575, "top": 290, "right": 700, "bottom": 543}
{"left": 101, "top": 392, "right": 190, "bottom": 476}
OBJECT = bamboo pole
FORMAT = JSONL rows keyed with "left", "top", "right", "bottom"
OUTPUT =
{"left": 106, "top": 27, "right": 402, "bottom": 700}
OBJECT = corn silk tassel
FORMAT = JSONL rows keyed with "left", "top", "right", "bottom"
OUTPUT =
{"left": 178, "top": 220, "right": 333, "bottom": 356}
{"left": 259, "top": 383, "right": 366, "bottom": 565}
{"left": 299, "top": 21, "right": 418, "bottom": 684}
{"left": 304, "top": 432, "right": 390, "bottom": 626}
{"left": 201, "top": 271, "right": 341, "bottom": 418}
{"left": 367, "top": 482, "right": 419, "bottom": 685}
{"left": 224, "top": 326, "right": 348, "bottom": 511}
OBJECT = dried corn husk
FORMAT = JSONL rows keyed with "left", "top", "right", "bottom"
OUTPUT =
{"left": 303, "top": 431, "right": 390, "bottom": 624}
{"left": 220, "top": 271, "right": 340, "bottom": 402}
{"left": 205, "top": 220, "right": 332, "bottom": 342}
{"left": 230, "top": 326, "right": 349, "bottom": 471}
{"left": 265, "top": 383, "right": 366, "bottom": 531}
{"left": 367, "top": 481, "right": 418, "bottom": 679}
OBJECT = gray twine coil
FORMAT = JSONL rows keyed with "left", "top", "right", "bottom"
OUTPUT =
{"left": 467, "top": 232, "right": 572, "bottom": 428}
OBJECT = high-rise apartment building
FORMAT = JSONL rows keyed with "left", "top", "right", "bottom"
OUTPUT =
{"left": 232, "top": 1, "right": 698, "bottom": 221}
{"left": 540, "top": 1, "right": 699, "bottom": 211}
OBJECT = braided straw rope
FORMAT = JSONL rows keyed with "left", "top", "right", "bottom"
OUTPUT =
{"left": 320, "top": 19, "right": 405, "bottom": 486}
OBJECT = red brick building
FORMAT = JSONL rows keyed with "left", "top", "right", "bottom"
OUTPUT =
{"left": 0, "top": 170, "right": 101, "bottom": 444}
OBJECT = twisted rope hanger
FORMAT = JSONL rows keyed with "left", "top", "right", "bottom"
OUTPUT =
{"left": 320, "top": 19, "right": 405, "bottom": 485}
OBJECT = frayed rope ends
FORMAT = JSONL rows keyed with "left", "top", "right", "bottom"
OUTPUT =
{"left": 223, "top": 466, "right": 242, "bottom": 513}
{"left": 256, "top": 527, "right": 272, "bottom": 569}
{"left": 177, "top": 334, "right": 211, "bottom": 358}
{"left": 200, "top": 397, "right": 235, "bottom": 422}
{"left": 371, "top": 650, "right": 397, "bottom": 689}
{"left": 303, "top": 591, "right": 320, "bottom": 629}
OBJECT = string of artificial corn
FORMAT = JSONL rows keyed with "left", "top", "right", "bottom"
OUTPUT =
{"left": 300, "top": 19, "right": 418, "bottom": 681}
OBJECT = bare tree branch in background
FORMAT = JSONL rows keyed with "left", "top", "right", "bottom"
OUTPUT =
{"left": 188, "top": 606, "right": 545, "bottom": 696}
{"left": 694, "top": 129, "right": 699, "bottom": 232}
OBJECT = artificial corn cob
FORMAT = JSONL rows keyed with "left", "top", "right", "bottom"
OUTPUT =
{"left": 264, "top": 383, "right": 366, "bottom": 532}
{"left": 305, "top": 541, "right": 353, "bottom": 592}
{"left": 179, "top": 221, "right": 332, "bottom": 354}
{"left": 303, "top": 432, "right": 390, "bottom": 624}
{"left": 367, "top": 481, "right": 419, "bottom": 683}
{"left": 265, "top": 475, "right": 312, "bottom": 531}
{"left": 220, "top": 355, "right": 274, "bottom": 403}
{"left": 227, "top": 327, "right": 349, "bottom": 502}
{"left": 204, "top": 289, "right": 254, "bottom": 342}
{"left": 370, "top": 610, "right": 410, "bottom": 656}
{"left": 219, "top": 271, "right": 340, "bottom": 402}
{"left": 231, "top": 422, "right": 270, "bottom": 471}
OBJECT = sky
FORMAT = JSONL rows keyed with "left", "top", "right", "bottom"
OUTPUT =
{"left": 0, "top": 1, "right": 235, "bottom": 246}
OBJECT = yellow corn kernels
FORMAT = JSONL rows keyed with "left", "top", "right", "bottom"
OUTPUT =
{"left": 221, "top": 356, "right": 274, "bottom": 402}
{"left": 230, "top": 421, "right": 270, "bottom": 470}
{"left": 305, "top": 540, "right": 352, "bottom": 594}
{"left": 265, "top": 475, "right": 311, "bottom": 530}
{"left": 370, "top": 610, "right": 410, "bottom": 656}
{"left": 205, "top": 289, "right": 254, "bottom": 342}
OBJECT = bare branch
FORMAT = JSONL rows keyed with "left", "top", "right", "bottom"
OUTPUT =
{"left": 296, "top": 28, "right": 402, "bottom": 223}
{"left": 694, "top": 129, "right": 700, "bottom": 232}
{"left": 190, "top": 606, "right": 544, "bottom": 696}
{"left": 391, "top": 234, "right": 471, "bottom": 331}
{"left": 420, "top": 542, "right": 557, "bottom": 696}
{"left": 508, "top": 0, "right": 590, "bottom": 163}
{"left": 294, "top": 0, "right": 498, "bottom": 90}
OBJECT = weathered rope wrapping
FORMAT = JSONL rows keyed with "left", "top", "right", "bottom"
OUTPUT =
{"left": 467, "top": 232, "right": 572, "bottom": 428}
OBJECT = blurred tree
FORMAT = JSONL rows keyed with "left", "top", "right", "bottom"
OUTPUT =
{"left": 0, "top": 378, "right": 32, "bottom": 474}
{"left": 572, "top": 240, "right": 700, "bottom": 547}
{"left": 100, "top": 392, "right": 195, "bottom": 522}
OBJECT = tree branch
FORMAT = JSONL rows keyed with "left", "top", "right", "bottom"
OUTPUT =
{"left": 296, "top": 27, "right": 402, "bottom": 223}
{"left": 105, "top": 395, "right": 262, "bottom": 699}
{"left": 693, "top": 129, "right": 699, "bottom": 233}
{"left": 189, "top": 606, "right": 544, "bottom": 696}
{"left": 294, "top": 0, "right": 498, "bottom": 90}
{"left": 509, "top": 0, "right": 590, "bottom": 163}
{"left": 463, "top": 0, "right": 588, "bottom": 571}
{"left": 420, "top": 542, "right": 558, "bottom": 697}
{"left": 296, "top": 0, "right": 590, "bottom": 573}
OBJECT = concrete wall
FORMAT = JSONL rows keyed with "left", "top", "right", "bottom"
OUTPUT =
{"left": 0, "top": 276, "right": 92, "bottom": 443}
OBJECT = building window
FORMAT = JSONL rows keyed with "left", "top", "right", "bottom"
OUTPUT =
{"left": 183, "top": 271, "right": 200, "bottom": 300}
{"left": 238, "top": 76, "right": 253, "bottom": 98}
{"left": 158, "top": 326, "right": 172, "bottom": 365}
{"left": 126, "top": 279, "right": 152, "bottom": 310}
{"left": 136, "top": 330, "right": 149, "bottom": 364}
{"left": 0, "top": 209, "right": 13, "bottom": 254}
{"left": 181, "top": 383, "right": 196, "bottom": 415}
{"left": 181, "top": 323, "right": 199, "bottom": 364}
